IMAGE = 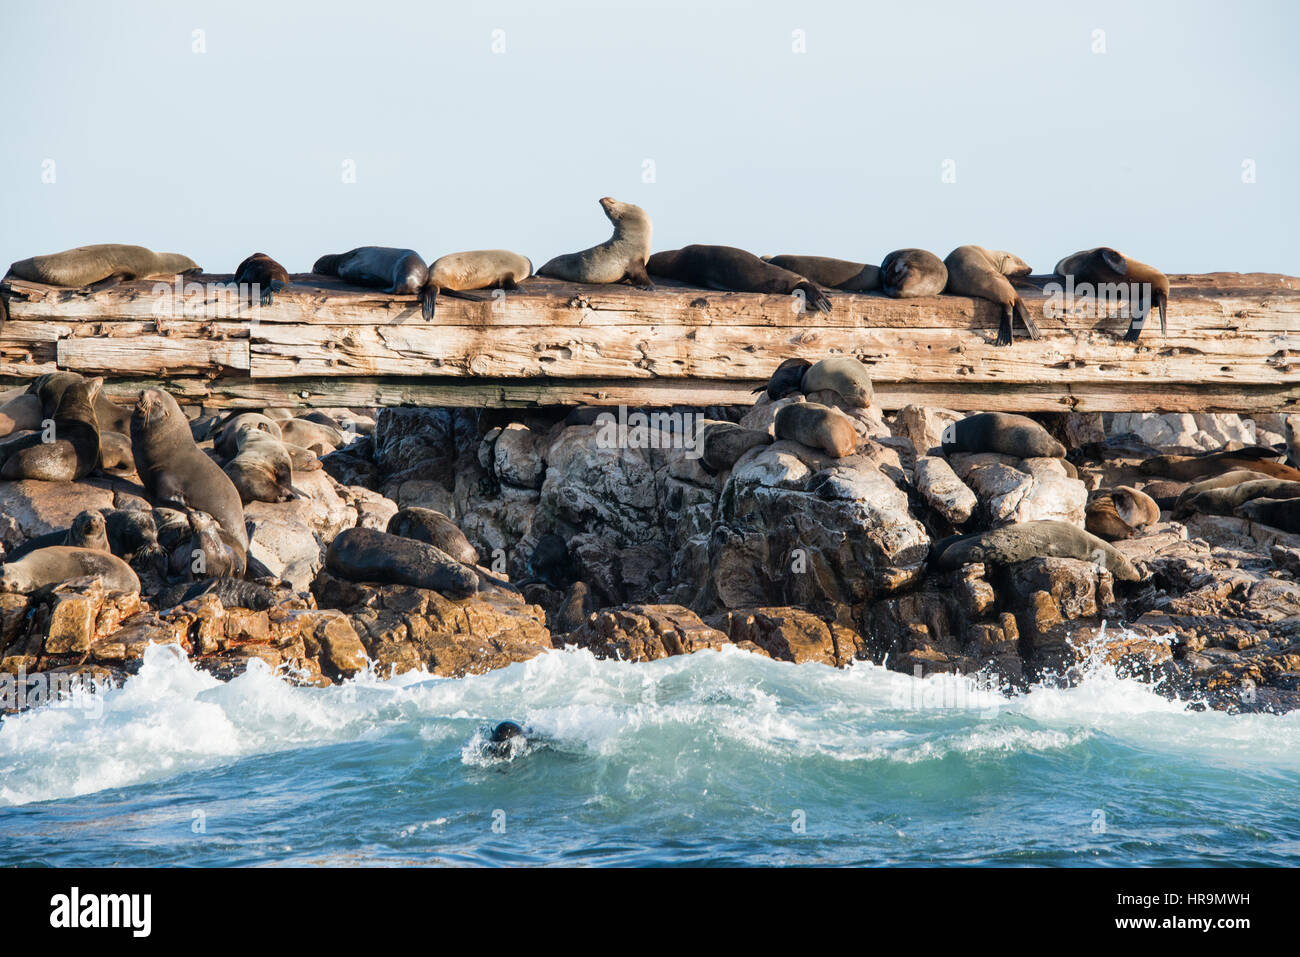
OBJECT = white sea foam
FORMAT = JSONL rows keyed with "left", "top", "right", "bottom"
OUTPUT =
{"left": 1, "top": 634, "right": 1298, "bottom": 807}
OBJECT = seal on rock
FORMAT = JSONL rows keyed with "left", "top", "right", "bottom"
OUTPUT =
{"left": 753, "top": 358, "right": 813, "bottom": 401}
{"left": 423, "top": 250, "right": 532, "bottom": 320}
{"left": 762, "top": 255, "right": 880, "bottom": 292}
{"left": 647, "top": 245, "right": 832, "bottom": 313}
{"left": 131, "top": 388, "right": 248, "bottom": 576}
{"left": 98, "top": 431, "right": 133, "bottom": 472}
{"left": 537, "top": 197, "right": 652, "bottom": 288}
{"left": 1085, "top": 486, "right": 1161, "bottom": 540}
{"left": 213, "top": 412, "right": 282, "bottom": 459}
{"left": 880, "top": 248, "right": 947, "bottom": 298}
{"left": 386, "top": 507, "right": 479, "bottom": 567}
{"left": 943, "top": 245, "right": 1041, "bottom": 346}
{"left": 280, "top": 417, "right": 345, "bottom": 453}
{"left": 312, "top": 247, "right": 432, "bottom": 315}
{"left": 0, "top": 393, "right": 42, "bottom": 437}
{"left": 931, "top": 520, "right": 1140, "bottom": 581}
{"left": 1235, "top": 497, "right": 1300, "bottom": 533}
{"left": 774, "top": 402, "right": 858, "bottom": 458}
{"left": 1139, "top": 446, "right": 1299, "bottom": 482}
{"left": 224, "top": 428, "right": 299, "bottom": 504}
{"left": 66, "top": 510, "right": 110, "bottom": 552}
{"left": 1053, "top": 247, "right": 1170, "bottom": 341}
{"left": 0, "top": 546, "right": 140, "bottom": 595}
{"left": 1176, "top": 478, "right": 1300, "bottom": 517}
{"left": 0, "top": 373, "right": 102, "bottom": 482}
{"left": 102, "top": 508, "right": 169, "bottom": 578}
{"left": 326, "top": 527, "right": 479, "bottom": 599}
{"left": 800, "top": 356, "right": 874, "bottom": 409}
{"left": 701, "top": 423, "right": 773, "bottom": 474}
{"left": 941, "top": 412, "right": 1066, "bottom": 459}
{"left": 231, "top": 253, "right": 290, "bottom": 306}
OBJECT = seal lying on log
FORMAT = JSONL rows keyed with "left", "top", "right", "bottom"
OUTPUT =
{"left": 230, "top": 253, "right": 290, "bottom": 306}
{"left": 326, "top": 527, "right": 479, "bottom": 599}
{"left": 943, "top": 245, "right": 1040, "bottom": 346}
{"left": 880, "top": 248, "right": 947, "bottom": 298}
{"left": 1054, "top": 247, "right": 1170, "bottom": 342}
{"left": 423, "top": 250, "right": 532, "bottom": 320}
{"left": 4, "top": 243, "right": 200, "bottom": 290}
{"left": 647, "top": 245, "right": 832, "bottom": 313}
{"left": 312, "top": 246, "right": 432, "bottom": 316}
{"left": 762, "top": 255, "right": 880, "bottom": 292}
{"left": 931, "top": 520, "right": 1140, "bottom": 582}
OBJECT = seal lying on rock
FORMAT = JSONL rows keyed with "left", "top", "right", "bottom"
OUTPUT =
{"left": 213, "top": 412, "right": 282, "bottom": 459}
{"left": 1085, "top": 486, "right": 1161, "bottom": 540}
{"left": 0, "top": 546, "right": 140, "bottom": 595}
{"left": 801, "top": 356, "right": 874, "bottom": 409}
{"left": 1139, "top": 446, "right": 1298, "bottom": 482}
{"left": 98, "top": 431, "right": 133, "bottom": 472}
{"left": 386, "top": 507, "right": 479, "bottom": 566}
{"left": 224, "top": 428, "right": 299, "bottom": 504}
{"left": 648, "top": 245, "right": 832, "bottom": 313}
{"left": 931, "top": 520, "right": 1140, "bottom": 582}
{"left": 0, "top": 373, "right": 102, "bottom": 482}
{"left": 326, "top": 527, "right": 479, "bottom": 599}
{"left": 2, "top": 509, "right": 111, "bottom": 560}
{"left": 1179, "top": 479, "right": 1300, "bottom": 517}
{"left": 942, "top": 412, "right": 1065, "bottom": 459}
{"left": 762, "top": 255, "right": 880, "bottom": 292}
{"left": 131, "top": 387, "right": 247, "bottom": 576}
{"left": 775, "top": 402, "right": 858, "bottom": 458}
{"left": 280, "top": 417, "right": 345, "bottom": 453}
{"left": 0, "top": 392, "right": 41, "bottom": 437}
{"left": 155, "top": 576, "right": 280, "bottom": 612}
{"left": 701, "top": 422, "right": 772, "bottom": 474}
{"left": 538, "top": 197, "right": 652, "bottom": 288}
{"left": 103, "top": 508, "right": 168, "bottom": 578}
{"left": 1236, "top": 498, "right": 1299, "bottom": 533}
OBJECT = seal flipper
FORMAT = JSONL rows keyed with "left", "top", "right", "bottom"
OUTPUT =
{"left": 1155, "top": 289, "right": 1168, "bottom": 336}
{"left": 420, "top": 283, "right": 437, "bottom": 321}
{"left": 995, "top": 306, "right": 1013, "bottom": 347}
{"left": 83, "top": 273, "right": 130, "bottom": 294}
{"left": 796, "top": 281, "right": 832, "bottom": 314}
{"left": 1013, "top": 295, "right": 1041, "bottom": 340}
{"left": 624, "top": 261, "right": 654, "bottom": 290}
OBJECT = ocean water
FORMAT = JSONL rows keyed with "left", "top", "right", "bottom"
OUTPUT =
{"left": 1, "top": 640, "right": 1298, "bottom": 867}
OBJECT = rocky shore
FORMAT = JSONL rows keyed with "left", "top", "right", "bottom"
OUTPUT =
{"left": 2, "top": 385, "right": 1298, "bottom": 716}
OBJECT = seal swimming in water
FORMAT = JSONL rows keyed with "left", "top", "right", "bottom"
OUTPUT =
{"left": 537, "top": 197, "right": 652, "bottom": 288}
{"left": 312, "top": 246, "right": 432, "bottom": 316}
{"left": 931, "top": 520, "right": 1140, "bottom": 582}
{"left": 422, "top": 250, "right": 532, "bottom": 320}
{"left": 647, "top": 245, "right": 832, "bottom": 313}
{"left": 761, "top": 255, "right": 880, "bottom": 292}
{"left": 1053, "top": 247, "right": 1170, "bottom": 342}
{"left": 943, "top": 245, "right": 1041, "bottom": 346}
{"left": 230, "top": 252, "right": 290, "bottom": 306}
{"left": 942, "top": 412, "right": 1066, "bottom": 459}
{"left": 774, "top": 402, "right": 858, "bottom": 458}
{"left": 1085, "top": 486, "right": 1161, "bottom": 540}
{"left": 325, "top": 527, "right": 479, "bottom": 599}
{"left": 484, "top": 720, "right": 528, "bottom": 758}
{"left": 880, "top": 248, "right": 947, "bottom": 298}
{"left": 131, "top": 387, "right": 248, "bottom": 576}
{"left": 386, "top": 507, "right": 479, "bottom": 567}
{"left": 0, "top": 546, "right": 140, "bottom": 595}
{"left": 0, "top": 373, "right": 102, "bottom": 482}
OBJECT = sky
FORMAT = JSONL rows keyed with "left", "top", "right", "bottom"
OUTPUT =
{"left": 2, "top": 0, "right": 1296, "bottom": 276}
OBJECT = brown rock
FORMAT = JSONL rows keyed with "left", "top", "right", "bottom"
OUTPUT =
{"left": 569, "top": 604, "right": 730, "bottom": 663}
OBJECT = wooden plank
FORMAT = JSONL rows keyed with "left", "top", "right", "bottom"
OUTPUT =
{"left": 56, "top": 337, "right": 250, "bottom": 375}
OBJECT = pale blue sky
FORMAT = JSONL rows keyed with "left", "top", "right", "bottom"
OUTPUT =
{"left": 3, "top": 0, "right": 1296, "bottom": 275}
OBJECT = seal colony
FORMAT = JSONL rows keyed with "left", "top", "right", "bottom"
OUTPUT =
{"left": 1, "top": 198, "right": 1175, "bottom": 346}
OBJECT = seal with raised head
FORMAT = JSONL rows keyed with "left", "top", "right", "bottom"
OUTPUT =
{"left": 66, "top": 510, "right": 110, "bottom": 552}
{"left": 131, "top": 387, "right": 248, "bottom": 576}
{"left": 0, "top": 373, "right": 102, "bottom": 482}
{"left": 1236, "top": 497, "right": 1300, "bottom": 532}
{"left": 4, "top": 244, "right": 200, "bottom": 291}
{"left": 326, "top": 527, "right": 478, "bottom": 599}
{"left": 231, "top": 252, "right": 290, "bottom": 306}
{"left": 931, "top": 520, "right": 1140, "bottom": 582}
{"left": 224, "top": 428, "right": 299, "bottom": 504}
{"left": 647, "top": 245, "right": 832, "bottom": 313}
{"left": 880, "top": 248, "right": 947, "bottom": 298}
{"left": 102, "top": 507, "right": 169, "bottom": 579}
{"left": 1054, "top": 247, "right": 1170, "bottom": 341}
{"left": 943, "top": 245, "right": 1041, "bottom": 346}
{"left": 774, "top": 402, "right": 858, "bottom": 458}
{"left": 422, "top": 250, "right": 532, "bottom": 320}
{"left": 312, "top": 246, "right": 431, "bottom": 315}
{"left": 0, "top": 546, "right": 140, "bottom": 595}
{"left": 941, "top": 412, "right": 1065, "bottom": 459}
{"left": 800, "top": 356, "right": 874, "bottom": 409}
{"left": 537, "top": 197, "right": 652, "bottom": 288}
{"left": 762, "top": 255, "right": 880, "bottom": 292}
{"left": 1085, "top": 486, "right": 1161, "bottom": 541}
{"left": 386, "top": 507, "right": 479, "bottom": 567}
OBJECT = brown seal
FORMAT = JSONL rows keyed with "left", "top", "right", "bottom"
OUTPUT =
{"left": 224, "top": 428, "right": 299, "bottom": 504}
{"left": 0, "top": 373, "right": 102, "bottom": 482}
{"left": 386, "top": 507, "right": 480, "bottom": 566}
{"left": 326, "top": 527, "right": 479, "bottom": 599}
{"left": 800, "top": 357, "right": 874, "bottom": 409}
{"left": 0, "top": 546, "right": 140, "bottom": 595}
{"left": 648, "top": 245, "right": 832, "bottom": 313}
{"left": 941, "top": 412, "right": 1066, "bottom": 459}
{"left": 1236, "top": 497, "right": 1300, "bottom": 533}
{"left": 4, "top": 244, "right": 200, "bottom": 290}
{"left": 943, "top": 245, "right": 1041, "bottom": 346}
{"left": 774, "top": 402, "right": 858, "bottom": 457}
{"left": 932, "top": 520, "right": 1140, "bottom": 582}
{"left": 131, "top": 387, "right": 248, "bottom": 576}
{"left": 423, "top": 250, "right": 532, "bottom": 320}
{"left": 1139, "top": 446, "right": 1300, "bottom": 482}
{"left": 231, "top": 253, "right": 290, "bottom": 306}
{"left": 537, "top": 197, "right": 652, "bottom": 288}
{"left": 700, "top": 422, "right": 773, "bottom": 474}
{"left": 1085, "top": 486, "right": 1161, "bottom": 540}
{"left": 1176, "top": 478, "right": 1300, "bottom": 517}
{"left": 880, "top": 249, "right": 947, "bottom": 298}
{"left": 753, "top": 358, "right": 813, "bottom": 401}
{"left": 313, "top": 247, "right": 431, "bottom": 315}
{"left": 1054, "top": 247, "right": 1170, "bottom": 341}
{"left": 762, "top": 255, "right": 880, "bottom": 292}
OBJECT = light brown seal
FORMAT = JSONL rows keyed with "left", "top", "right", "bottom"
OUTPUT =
{"left": 943, "top": 245, "right": 1041, "bottom": 346}
{"left": 774, "top": 402, "right": 858, "bottom": 458}
{"left": 1085, "top": 486, "right": 1161, "bottom": 540}
{"left": 423, "top": 250, "right": 532, "bottom": 320}
{"left": 932, "top": 520, "right": 1140, "bottom": 582}
{"left": 880, "top": 248, "right": 947, "bottom": 298}
{"left": 538, "top": 197, "right": 652, "bottom": 288}
{"left": 4, "top": 244, "right": 200, "bottom": 290}
{"left": 1053, "top": 247, "right": 1170, "bottom": 341}
{"left": 800, "top": 356, "right": 874, "bottom": 409}
{"left": 0, "top": 546, "right": 140, "bottom": 595}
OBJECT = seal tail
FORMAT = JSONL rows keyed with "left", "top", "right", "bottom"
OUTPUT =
{"left": 1013, "top": 295, "right": 1041, "bottom": 340}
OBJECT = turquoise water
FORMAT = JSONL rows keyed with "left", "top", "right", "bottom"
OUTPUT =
{"left": 1, "top": 642, "right": 1298, "bottom": 867}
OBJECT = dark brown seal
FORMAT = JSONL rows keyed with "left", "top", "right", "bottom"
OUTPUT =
{"left": 943, "top": 245, "right": 1041, "bottom": 346}
{"left": 313, "top": 247, "right": 431, "bottom": 315}
{"left": 880, "top": 249, "right": 947, "bottom": 298}
{"left": 942, "top": 412, "right": 1066, "bottom": 459}
{"left": 232, "top": 253, "right": 290, "bottom": 306}
{"left": 386, "top": 507, "right": 480, "bottom": 566}
{"left": 0, "top": 373, "right": 102, "bottom": 482}
{"left": 647, "top": 245, "right": 832, "bottom": 313}
{"left": 325, "top": 527, "right": 478, "bottom": 599}
{"left": 1054, "top": 247, "right": 1170, "bottom": 341}
{"left": 762, "top": 255, "right": 880, "bottom": 292}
